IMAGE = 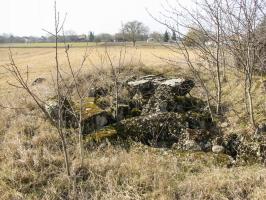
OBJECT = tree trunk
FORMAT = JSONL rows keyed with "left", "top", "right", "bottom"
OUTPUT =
{"left": 246, "top": 44, "right": 256, "bottom": 128}
{"left": 133, "top": 40, "right": 136, "bottom": 46}
{"left": 215, "top": 3, "right": 222, "bottom": 115}
{"left": 79, "top": 99, "right": 84, "bottom": 166}
{"left": 247, "top": 84, "right": 256, "bottom": 128}
{"left": 60, "top": 130, "right": 71, "bottom": 176}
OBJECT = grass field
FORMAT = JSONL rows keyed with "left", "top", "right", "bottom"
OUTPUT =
{"left": 0, "top": 44, "right": 186, "bottom": 96}
{"left": 0, "top": 42, "right": 96, "bottom": 48}
{"left": 0, "top": 41, "right": 163, "bottom": 48}
{"left": 0, "top": 44, "right": 264, "bottom": 123}
{"left": 0, "top": 43, "right": 265, "bottom": 199}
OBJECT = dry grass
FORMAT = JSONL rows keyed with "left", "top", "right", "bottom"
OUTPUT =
{"left": 0, "top": 106, "right": 265, "bottom": 199}
{"left": 0, "top": 45, "right": 265, "bottom": 199}
{"left": 0, "top": 46, "right": 187, "bottom": 97}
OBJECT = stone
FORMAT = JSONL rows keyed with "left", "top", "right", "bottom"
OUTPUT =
{"left": 142, "top": 90, "right": 204, "bottom": 115}
{"left": 223, "top": 133, "right": 266, "bottom": 164}
{"left": 88, "top": 86, "right": 108, "bottom": 98}
{"left": 220, "top": 122, "right": 229, "bottom": 128}
{"left": 77, "top": 98, "right": 113, "bottom": 133}
{"left": 257, "top": 123, "right": 266, "bottom": 133}
{"left": 160, "top": 78, "right": 195, "bottom": 96}
{"left": 82, "top": 111, "right": 110, "bottom": 132}
{"left": 258, "top": 144, "right": 266, "bottom": 163}
{"left": 44, "top": 97, "right": 74, "bottom": 126}
{"left": 45, "top": 97, "right": 113, "bottom": 133}
{"left": 131, "top": 93, "right": 146, "bottom": 108}
{"left": 115, "top": 112, "right": 214, "bottom": 148}
{"left": 212, "top": 145, "right": 225, "bottom": 154}
{"left": 127, "top": 75, "right": 196, "bottom": 115}
{"left": 204, "top": 141, "right": 212, "bottom": 150}
{"left": 140, "top": 75, "right": 158, "bottom": 80}
{"left": 127, "top": 75, "right": 194, "bottom": 100}
{"left": 113, "top": 104, "right": 130, "bottom": 121}
{"left": 183, "top": 140, "right": 202, "bottom": 151}
{"left": 236, "top": 142, "right": 264, "bottom": 164}
{"left": 127, "top": 79, "right": 155, "bottom": 99}
{"left": 142, "top": 85, "right": 175, "bottom": 114}
{"left": 32, "top": 77, "right": 46, "bottom": 86}
{"left": 176, "top": 128, "right": 213, "bottom": 151}
{"left": 212, "top": 137, "right": 224, "bottom": 146}
{"left": 223, "top": 133, "right": 240, "bottom": 159}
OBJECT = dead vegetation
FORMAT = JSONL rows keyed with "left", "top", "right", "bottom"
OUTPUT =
{"left": 0, "top": 104, "right": 265, "bottom": 199}
{"left": 0, "top": 1, "right": 265, "bottom": 199}
{"left": 0, "top": 61, "right": 265, "bottom": 199}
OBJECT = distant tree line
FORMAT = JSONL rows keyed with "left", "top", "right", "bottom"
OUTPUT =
{"left": 0, "top": 20, "right": 184, "bottom": 45}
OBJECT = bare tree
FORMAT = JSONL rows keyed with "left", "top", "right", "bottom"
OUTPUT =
{"left": 219, "top": 0, "right": 265, "bottom": 128}
{"left": 148, "top": 0, "right": 226, "bottom": 118}
{"left": 150, "top": 0, "right": 265, "bottom": 128}
{"left": 5, "top": 2, "right": 80, "bottom": 176}
{"left": 62, "top": 32, "right": 91, "bottom": 166}
{"left": 122, "top": 21, "right": 149, "bottom": 46}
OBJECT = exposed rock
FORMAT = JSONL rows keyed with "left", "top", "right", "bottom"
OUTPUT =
{"left": 142, "top": 84, "right": 175, "bottom": 114}
{"left": 254, "top": 123, "right": 266, "bottom": 142}
{"left": 32, "top": 77, "right": 46, "bottom": 86}
{"left": 43, "top": 72, "right": 266, "bottom": 165}
{"left": 77, "top": 98, "right": 113, "bottom": 133}
{"left": 223, "top": 133, "right": 266, "bottom": 164}
{"left": 112, "top": 104, "right": 130, "bottom": 121}
{"left": 220, "top": 122, "right": 229, "bottom": 128}
{"left": 130, "top": 93, "right": 146, "bottom": 109}
{"left": 258, "top": 144, "right": 266, "bottom": 163}
{"left": 142, "top": 92, "right": 205, "bottom": 114}
{"left": 223, "top": 133, "right": 240, "bottom": 159}
{"left": 127, "top": 76, "right": 198, "bottom": 115}
{"left": 140, "top": 75, "right": 160, "bottom": 80}
{"left": 88, "top": 86, "right": 108, "bottom": 98}
{"left": 115, "top": 112, "right": 214, "bottom": 148}
{"left": 212, "top": 145, "right": 225, "bottom": 154}
{"left": 160, "top": 78, "right": 195, "bottom": 96}
{"left": 236, "top": 142, "right": 265, "bottom": 164}
{"left": 176, "top": 128, "right": 213, "bottom": 151}
{"left": 127, "top": 75, "right": 194, "bottom": 100}
{"left": 82, "top": 111, "right": 111, "bottom": 133}
{"left": 183, "top": 140, "right": 202, "bottom": 151}
{"left": 45, "top": 97, "right": 113, "bottom": 133}
{"left": 237, "top": 131, "right": 266, "bottom": 164}
{"left": 257, "top": 123, "right": 266, "bottom": 133}
{"left": 44, "top": 97, "right": 74, "bottom": 126}
{"left": 127, "top": 79, "right": 156, "bottom": 99}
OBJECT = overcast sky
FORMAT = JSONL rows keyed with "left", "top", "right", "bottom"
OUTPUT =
{"left": 0, "top": 0, "right": 191, "bottom": 36}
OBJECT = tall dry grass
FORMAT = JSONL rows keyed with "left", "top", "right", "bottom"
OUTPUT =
{"left": 0, "top": 46, "right": 265, "bottom": 199}
{"left": 0, "top": 70, "right": 265, "bottom": 199}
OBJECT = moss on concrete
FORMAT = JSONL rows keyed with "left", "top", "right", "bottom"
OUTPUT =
{"left": 84, "top": 126, "right": 117, "bottom": 143}
{"left": 76, "top": 97, "right": 104, "bottom": 119}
